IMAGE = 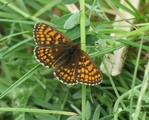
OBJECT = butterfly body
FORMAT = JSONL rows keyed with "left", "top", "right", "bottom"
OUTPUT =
{"left": 33, "top": 23, "right": 102, "bottom": 86}
{"left": 52, "top": 43, "right": 79, "bottom": 68}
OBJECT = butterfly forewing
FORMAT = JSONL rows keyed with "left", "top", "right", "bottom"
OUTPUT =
{"left": 34, "top": 23, "right": 72, "bottom": 46}
{"left": 34, "top": 23, "right": 73, "bottom": 68}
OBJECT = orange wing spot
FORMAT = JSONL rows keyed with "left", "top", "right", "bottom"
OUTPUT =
{"left": 40, "top": 38, "right": 45, "bottom": 41}
{"left": 93, "top": 68, "right": 97, "bottom": 73}
{"left": 81, "top": 74, "right": 85, "bottom": 78}
{"left": 43, "top": 55, "right": 47, "bottom": 59}
{"left": 49, "top": 31, "right": 56, "bottom": 36}
{"left": 62, "top": 38, "right": 68, "bottom": 43}
{"left": 67, "top": 76, "right": 70, "bottom": 80}
{"left": 39, "top": 49, "right": 44, "bottom": 52}
{"left": 55, "top": 41, "right": 59, "bottom": 44}
{"left": 56, "top": 34, "right": 61, "bottom": 39}
{"left": 40, "top": 53, "right": 44, "bottom": 57}
{"left": 51, "top": 56, "right": 54, "bottom": 59}
{"left": 48, "top": 27, "right": 52, "bottom": 31}
{"left": 45, "top": 48, "right": 48, "bottom": 51}
{"left": 38, "top": 31, "right": 43, "bottom": 34}
{"left": 78, "top": 69, "right": 81, "bottom": 73}
{"left": 84, "top": 60, "right": 90, "bottom": 65}
{"left": 46, "top": 41, "right": 50, "bottom": 44}
{"left": 41, "top": 42, "right": 44, "bottom": 44}
{"left": 48, "top": 54, "right": 51, "bottom": 56}
{"left": 89, "top": 76, "right": 91, "bottom": 80}
{"left": 95, "top": 75, "right": 99, "bottom": 79}
{"left": 55, "top": 48, "right": 59, "bottom": 52}
{"left": 67, "top": 69, "right": 70, "bottom": 73}
{"left": 64, "top": 68, "right": 68, "bottom": 71}
{"left": 47, "top": 37, "right": 51, "bottom": 41}
{"left": 85, "top": 75, "right": 88, "bottom": 79}
{"left": 81, "top": 67, "right": 85, "bottom": 73}
{"left": 64, "top": 74, "right": 68, "bottom": 78}
{"left": 44, "top": 30, "right": 48, "bottom": 34}
{"left": 98, "top": 74, "right": 101, "bottom": 78}
{"left": 85, "top": 69, "right": 89, "bottom": 74}
{"left": 40, "top": 35, "right": 44, "bottom": 37}
{"left": 78, "top": 61, "right": 82, "bottom": 65}
{"left": 70, "top": 72, "right": 73, "bottom": 75}
{"left": 82, "top": 55, "right": 86, "bottom": 59}
{"left": 88, "top": 64, "right": 93, "bottom": 71}
{"left": 91, "top": 77, "right": 95, "bottom": 81}
{"left": 46, "top": 59, "right": 50, "bottom": 63}
{"left": 60, "top": 71, "right": 64, "bottom": 76}
{"left": 40, "top": 25, "right": 45, "bottom": 29}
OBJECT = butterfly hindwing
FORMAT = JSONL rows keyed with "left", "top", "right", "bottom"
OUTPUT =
{"left": 34, "top": 46, "right": 69, "bottom": 68}
{"left": 54, "top": 58, "right": 78, "bottom": 85}
{"left": 75, "top": 50, "right": 102, "bottom": 85}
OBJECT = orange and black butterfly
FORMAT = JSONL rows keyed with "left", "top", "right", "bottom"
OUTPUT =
{"left": 33, "top": 23, "right": 102, "bottom": 86}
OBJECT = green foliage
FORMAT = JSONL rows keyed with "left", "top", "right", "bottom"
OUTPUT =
{"left": 0, "top": 0, "right": 149, "bottom": 120}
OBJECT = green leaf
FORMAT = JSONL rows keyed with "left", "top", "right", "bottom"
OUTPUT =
{"left": 62, "top": 0, "right": 78, "bottom": 4}
{"left": 92, "top": 105, "right": 100, "bottom": 120}
{"left": 67, "top": 116, "right": 81, "bottom": 120}
{"left": 70, "top": 104, "right": 81, "bottom": 115}
{"left": 86, "top": 101, "right": 91, "bottom": 120}
{"left": 52, "top": 14, "right": 71, "bottom": 28}
{"left": 64, "top": 13, "right": 80, "bottom": 29}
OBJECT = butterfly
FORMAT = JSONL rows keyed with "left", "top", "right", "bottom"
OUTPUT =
{"left": 33, "top": 23, "right": 102, "bottom": 86}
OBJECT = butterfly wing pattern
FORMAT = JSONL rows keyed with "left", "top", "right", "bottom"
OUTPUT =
{"left": 75, "top": 50, "right": 102, "bottom": 85}
{"left": 34, "top": 23, "right": 72, "bottom": 68}
{"left": 33, "top": 22, "right": 102, "bottom": 86}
